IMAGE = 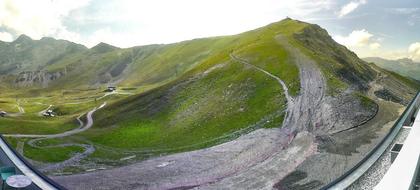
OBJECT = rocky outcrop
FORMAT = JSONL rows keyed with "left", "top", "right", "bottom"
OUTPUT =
{"left": 14, "top": 70, "right": 65, "bottom": 88}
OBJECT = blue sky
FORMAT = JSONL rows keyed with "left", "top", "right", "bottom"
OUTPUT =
{"left": 0, "top": 0, "right": 419, "bottom": 61}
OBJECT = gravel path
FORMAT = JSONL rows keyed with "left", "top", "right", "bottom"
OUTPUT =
{"left": 230, "top": 54, "right": 293, "bottom": 127}
{"left": 64, "top": 91, "right": 132, "bottom": 105}
{"left": 17, "top": 103, "right": 25, "bottom": 113}
{"left": 53, "top": 35, "right": 327, "bottom": 190}
{"left": 4, "top": 102, "right": 106, "bottom": 172}
{"left": 4, "top": 102, "right": 106, "bottom": 138}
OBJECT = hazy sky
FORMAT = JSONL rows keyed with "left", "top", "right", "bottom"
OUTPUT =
{"left": 0, "top": 0, "right": 419, "bottom": 61}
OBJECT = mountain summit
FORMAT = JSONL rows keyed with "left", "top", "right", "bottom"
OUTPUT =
{"left": 91, "top": 42, "right": 119, "bottom": 53}
{"left": 13, "top": 34, "right": 32, "bottom": 43}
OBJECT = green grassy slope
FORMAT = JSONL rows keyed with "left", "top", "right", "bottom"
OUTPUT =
{"left": 0, "top": 20, "right": 302, "bottom": 96}
{"left": 1, "top": 18, "right": 419, "bottom": 166}
{"left": 82, "top": 59, "right": 286, "bottom": 150}
{"left": 73, "top": 20, "right": 307, "bottom": 151}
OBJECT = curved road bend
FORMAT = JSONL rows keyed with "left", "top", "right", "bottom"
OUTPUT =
{"left": 4, "top": 103, "right": 106, "bottom": 172}
{"left": 4, "top": 102, "right": 106, "bottom": 139}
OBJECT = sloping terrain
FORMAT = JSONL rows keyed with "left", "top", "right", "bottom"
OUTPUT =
{"left": 0, "top": 19, "right": 419, "bottom": 190}
{"left": 51, "top": 19, "right": 419, "bottom": 189}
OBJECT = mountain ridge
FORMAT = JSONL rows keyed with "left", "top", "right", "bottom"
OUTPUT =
{"left": 364, "top": 56, "right": 420, "bottom": 81}
{"left": 1, "top": 18, "right": 420, "bottom": 189}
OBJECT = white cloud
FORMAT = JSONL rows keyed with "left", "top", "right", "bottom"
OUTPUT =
{"left": 0, "top": 31, "right": 13, "bottom": 42}
{"left": 376, "top": 50, "right": 408, "bottom": 60}
{"left": 338, "top": 0, "right": 367, "bottom": 18}
{"left": 83, "top": 28, "right": 128, "bottom": 48}
{"left": 408, "top": 42, "right": 420, "bottom": 61}
{"left": 0, "top": 0, "right": 335, "bottom": 48}
{"left": 282, "top": 0, "right": 334, "bottom": 17}
{"left": 333, "top": 29, "right": 385, "bottom": 58}
{"left": 369, "top": 42, "right": 381, "bottom": 50}
{"left": 365, "top": 42, "right": 420, "bottom": 62}
{"left": 0, "top": 0, "right": 90, "bottom": 41}
{"left": 65, "top": 0, "right": 334, "bottom": 47}
{"left": 334, "top": 29, "right": 374, "bottom": 47}
{"left": 386, "top": 8, "right": 419, "bottom": 15}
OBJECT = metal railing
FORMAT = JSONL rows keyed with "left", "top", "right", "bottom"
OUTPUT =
{"left": 374, "top": 100, "right": 420, "bottom": 190}
{"left": 0, "top": 136, "right": 66, "bottom": 190}
{"left": 321, "top": 91, "right": 420, "bottom": 190}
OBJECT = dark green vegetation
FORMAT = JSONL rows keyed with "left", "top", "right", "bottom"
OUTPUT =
{"left": 0, "top": 18, "right": 419, "bottom": 171}
{"left": 364, "top": 57, "right": 420, "bottom": 81}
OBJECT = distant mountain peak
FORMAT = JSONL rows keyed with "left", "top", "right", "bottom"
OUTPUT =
{"left": 40, "top": 36, "right": 55, "bottom": 41}
{"left": 91, "top": 42, "right": 119, "bottom": 53}
{"left": 14, "top": 34, "right": 33, "bottom": 43}
{"left": 397, "top": 58, "right": 416, "bottom": 64}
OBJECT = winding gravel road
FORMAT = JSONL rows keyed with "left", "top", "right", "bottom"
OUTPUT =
{"left": 230, "top": 54, "right": 293, "bottom": 128}
{"left": 5, "top": 102, "right": 106, "bottom": 172}
{"left": 53, "top": 35, "right": 327, "bottom": 190}
{"left": 4, "top": 102, "right": 106, "bottom": 139}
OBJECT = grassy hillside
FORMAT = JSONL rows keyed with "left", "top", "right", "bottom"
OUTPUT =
{"left": 70, "top": 19, "right": 308, "bottom": 152}
{"left": 291, "top": 23, "right": 376, "bottom": 94}
{"left": 0, "top": 18, "right": 419, "bottom": 172}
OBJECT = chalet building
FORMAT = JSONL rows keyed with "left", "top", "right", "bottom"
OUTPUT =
{"left": 105, "top": 86, "right": 117, "bottom": 92}
{"left": 43, "top": 110, "right": 55, "bottom": 117}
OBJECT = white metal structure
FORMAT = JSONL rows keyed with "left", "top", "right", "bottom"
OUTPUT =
{"left": 322, "top": 92, "right": 420, "bottom": 190}
{"left": 375, "top": 109, "right": 420, "bottom": 190}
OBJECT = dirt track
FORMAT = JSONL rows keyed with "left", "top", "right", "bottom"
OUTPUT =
{"left": 4, "top": 102, "right": 106, "bottom": 138}
{"left": 52, "top": 35, "right": 327, "bottom": 190}
{"left": 5, "top": 102, "right": 106, "bottom": 172}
